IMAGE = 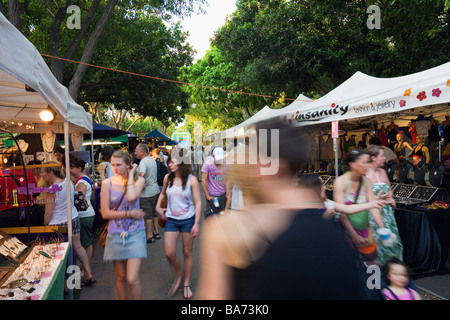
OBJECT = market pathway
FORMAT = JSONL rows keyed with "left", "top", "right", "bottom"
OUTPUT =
{"left": 78, "top": 183, "right": 206, "bottom": 300}
{"left": 78, "top": 226, "right": 201, "bottom": 300}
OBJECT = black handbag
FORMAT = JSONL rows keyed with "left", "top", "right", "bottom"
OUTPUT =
{"left": 74, "top": 191, "right": 89, "bottom": 211}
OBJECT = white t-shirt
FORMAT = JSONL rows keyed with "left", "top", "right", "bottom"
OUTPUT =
{"left": 104, "top": 162, "right": 114, "bottom": 179}
{"left": 166, "top": 175, "right": 196, "bottom": 220}
{"left": 49, "top": 178, "right": 79, "bottom": 225}
{"left": 137, "top": 156, "right": 160, "bottom": 197}
{"left": 74, "top": 176, "right": 95, "bottom": 218}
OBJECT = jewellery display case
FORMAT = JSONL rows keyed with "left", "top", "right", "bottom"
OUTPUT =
{"left": 391, "top": 183, "right": 439, "bottom": 206}
{"left": 0, "top": 229, "right": 69, "bottom": 300}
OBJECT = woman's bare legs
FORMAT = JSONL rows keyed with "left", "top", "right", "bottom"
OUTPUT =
{"left": 182, "top": 232, "right": 194, "bottom": 299}
{"left": 164, "top": 231, "right": 182, "bottom": 296}
{"left": 113, "top": 258, "right": 142, "bottom": 300}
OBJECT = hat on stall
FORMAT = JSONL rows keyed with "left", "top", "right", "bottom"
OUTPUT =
{"left": 213, "top": 147, "right": 225, "bottom": 161}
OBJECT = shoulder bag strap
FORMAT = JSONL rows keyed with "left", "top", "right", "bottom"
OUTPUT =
{"left": 354, "top": 175, "right": 363, "bottom": 204}
{"left": 385, "top": 286, "right": 400, "bottom": 300}
{"left": 113, "top": 180, "right": 128, "bottom": 211}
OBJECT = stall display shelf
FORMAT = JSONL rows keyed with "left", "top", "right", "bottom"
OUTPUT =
{"left": 0, "top": 242, "right": 69, "bottom": 300}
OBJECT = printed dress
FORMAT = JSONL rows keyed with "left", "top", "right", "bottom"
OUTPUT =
{"left": 369, "top": 182, "right": 403, "bottom": 265}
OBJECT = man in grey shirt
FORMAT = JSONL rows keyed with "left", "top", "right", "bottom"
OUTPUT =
{"left": 135, "top": 143, "right": 161, "bottom": 243}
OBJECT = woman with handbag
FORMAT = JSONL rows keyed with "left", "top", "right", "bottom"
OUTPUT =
{"left": 100, "top": 150, "right": 146, "bottom": 300}
{"left": 69, "top": 156, "right": 96, "bottom": 274}
{"left": 333, "top": 149, "right": 386, "bottom": 266}
{"left": 41, "top": 161, "right": 95, "bottom": 286}
{"left": 156, "top": 148, "right": 202, "bottom": 299}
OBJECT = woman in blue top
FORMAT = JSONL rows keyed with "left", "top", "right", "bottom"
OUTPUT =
{"left": 156, "top": 148, "right": 202, "bottom": 299}
{"left": 100, "top": 150, "right": 146, "bottom": 300}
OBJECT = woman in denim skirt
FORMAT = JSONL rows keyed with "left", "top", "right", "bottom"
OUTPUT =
{"left": 100, "top": 150, "right": 146, "bottom": 300}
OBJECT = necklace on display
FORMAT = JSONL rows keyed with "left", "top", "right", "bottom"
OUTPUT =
{"left": 71, "top": 132, "right": 83, "bottom": 151}
{"left": 41, "top": 131, "right": 55, "bottom": 152}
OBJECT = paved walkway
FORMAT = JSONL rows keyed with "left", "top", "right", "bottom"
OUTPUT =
{"left": 78, "top": 228, "right": 201, "bottom": 300}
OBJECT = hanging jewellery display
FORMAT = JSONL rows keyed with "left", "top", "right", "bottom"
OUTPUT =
{"left": 41, "top": 130, "right": 55, "bottom": 152}
{"left": 71, "top": 132, "right": 83, "bottom": 151}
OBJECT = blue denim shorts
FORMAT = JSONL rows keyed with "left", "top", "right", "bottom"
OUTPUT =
{"left": 165, "top": 215, "right": 195, "bottom": 233}
{"left": 103, "top": 229, "right": 147, "bottom": 262}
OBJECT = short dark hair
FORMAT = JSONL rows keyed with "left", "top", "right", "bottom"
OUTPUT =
{"left": 382, "top": 257, "right": 411, "bottom": 286}
{"left": 101, "top": 145, "right": 115, "bottom": 160}
{"left": 298, "top": 173, "right": 323, "bottom": 196}
{"left": 368, "top": 135, "right": 383, "bottom": 146}
{"left": 53, "top": 144, "right": 64, "bottom": 154}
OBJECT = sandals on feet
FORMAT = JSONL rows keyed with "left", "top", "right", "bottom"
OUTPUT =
{"left": 81, "top": 278, "right": 96, "bottom": 287}
{"left": 146, "top": 236, "right": 155, "bottom": 243}
{"left": 184, "top": 286, "right": 193, "bottom": 299}
{"left": 153, "top": 233, "right": 161, "bottom": 240}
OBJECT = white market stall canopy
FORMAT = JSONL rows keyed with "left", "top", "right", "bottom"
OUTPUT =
{"left": 271, "top": 62, "right": 450, "bottom": 128}
{"left": 0, "top": 12, "right": 92, "bottom": 134}
{"left": 223, "top": 93, "right": 313, "bottom": 139}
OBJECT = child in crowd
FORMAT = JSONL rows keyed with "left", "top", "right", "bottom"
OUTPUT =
{"left": 381, "top": 258, "right": 422, "bottom": 300}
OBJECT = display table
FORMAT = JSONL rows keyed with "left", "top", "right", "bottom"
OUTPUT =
{"left": 394, "top": 207, "right": 450, "bottom": 276}
{"left": 0, "top": 242, "right": 70, "bottom": 300}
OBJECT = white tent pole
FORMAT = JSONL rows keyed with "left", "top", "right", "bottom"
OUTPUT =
{"left": 334, "top": 137, "right": 338, "bottom": 178}
{"left": 64, "top": 121, "right": 74, "bottom": 300}
{"left": 91, "top": 133, "right": 95, "bottom": 189}
{"left": 332, "top": 121, "right": 339, "bottom": 178}
{"left": 64, "top": 122, "right": 73, "bottom": 243}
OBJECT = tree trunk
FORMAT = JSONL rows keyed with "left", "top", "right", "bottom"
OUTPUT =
{"left": 149, "top": 116, "right": 154, "bottom": 132}
{"left": 53, "top": 0, "right": 102, "bottom": 82}
{"left": 69, "top": 0, "right": 118, "bottom": 101}
{"left": 7, "top": 0, "right": 21, "bottom": 29}
{"left": 49, "top": 5, "right": 69, "bottom": 83}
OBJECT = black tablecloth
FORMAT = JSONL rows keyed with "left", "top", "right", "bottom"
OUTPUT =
{"left": 394, "top": 207, "right": 450, "bottom": 276}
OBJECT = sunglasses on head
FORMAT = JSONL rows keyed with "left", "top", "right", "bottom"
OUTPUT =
{"left": 350, "top": 149, "right": 364, "bottom": 156}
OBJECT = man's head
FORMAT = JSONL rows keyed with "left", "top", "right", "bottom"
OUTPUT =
{"left": 212, "top": 147, "right": 225, "bottom": 164}
{"left": 134, "top": 143, "right": 149, "bottom": 160}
